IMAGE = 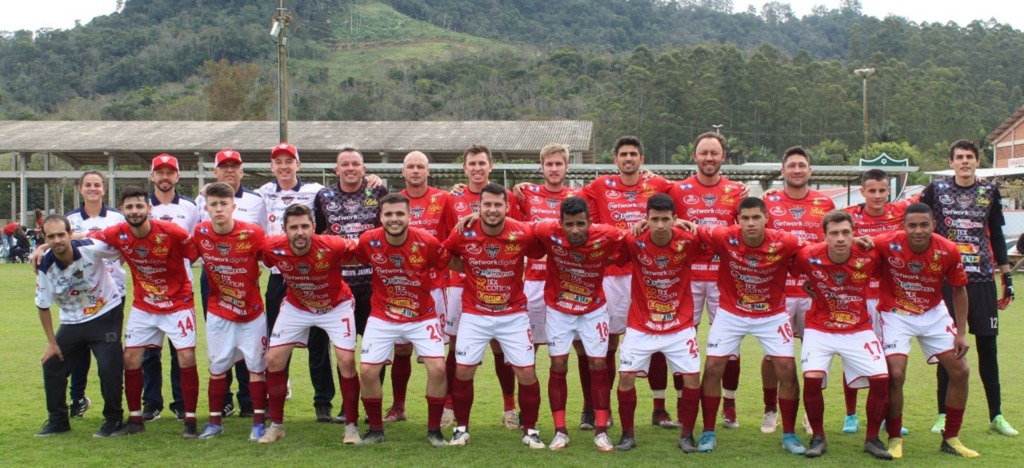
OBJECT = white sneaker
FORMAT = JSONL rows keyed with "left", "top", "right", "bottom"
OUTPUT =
{"left": 258, "top": 424, "right": 285, "bottom": 444}
{"left": 343, "top": 423, "right": 361, "bottom": 444}
{"left": 449, "top": 427, "right": 470, "bottom": 446}
{"left": 594, "top": 433, "right": 615, "bottom": 452}
{"left": 803, "top": 413, "right": 813, "bottom": 434}
{"left": 502, "top": 410, "right": 519, "bottom": 430}
{"left": 440, "top": 408, "right": 456, "bottom": 428}
{"left": 549, "top": 432, "right": 570, "bottom": 450}
{"left": 761, "top": 411, "right": 779, "bottom": 434}
{"left": 522, "top": 431, "right": 545, "bottom": 449}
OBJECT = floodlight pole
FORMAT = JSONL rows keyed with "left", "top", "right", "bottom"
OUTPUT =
{"left": 854, "top": 68, "right": 875, "bottom": 160}
{"left": 273, "top": 0, "right": 291, "bottom": 143}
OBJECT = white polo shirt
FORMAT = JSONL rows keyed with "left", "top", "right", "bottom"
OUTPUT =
{"left": 258, "top": 177, "right": 324, "bottom": 274}
{"left": 36, "top": 239, "right": 123, "bottom": 324}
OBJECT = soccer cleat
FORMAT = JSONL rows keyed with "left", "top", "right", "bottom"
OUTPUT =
{"left": 334, "top": 409, "right": 348, "bottom": 424}
{"left": 802, "top": 413, "right": 813, "bottom": 434}
{"left": 502, "top": 410, "right": 519, "bottom": 430}
{"left": 112, "top": 420, "right": 146, "bottom": 436}
{"left": 991, "top": 415, "right": 1019, "bottom": 436}
{"left": 930, "top": 413, "right": 946, "bottom": 434}
{"left": 238, "top": 403, "right": 254, "bottom": 418}
{"left": 614, "top": 433, "right": 636, "bottom": 452}
{"left": 549, "top": 431, "right": 570, "bottom": 450}
{"left": 449, "top": 427, "right": 471, "bottom": 446}
{"left": 383, "top": 407, "right": 408, "bottom": 423}
{"left": 315, "top": 405, "right": 333, "bottom": 423}
{"left": 804, "top": 434, "right": 826, "bottom": 458}
{"left": 941, "top": 437, "right": 980, "bottom": 458}
{"left": 761, "top": 411, "right": 779, "bottom": 434}
{"left": 70, "top": 397, "right": 91, "bottom": 418}
{"left": 171, "top": 406, "right": 185, "bottom": 421}
{"left": 579, "top": 410, "right": 596, "bottom": 431}
{"left": 258, "top": 424, "right": 285, "bottom": 443}
{"left": 722, "top": 407, "right": 739, "bottom": 429}
{"left": 248, "top": 423, "right": 266, "bottom": 442}
{"left": 143, "top": 404, "right": 162, "bottom": 422}
{"left": 782, "top": 433, "right": 806, "bottom": 455}
{"left": 863, "top": 437, "right": 893, "bottom": 460}
{"left": 440, "top": 408, "right": 456, "bottom": 428}
{"left": 522, "top": 431, "right": 546, "bottom": 449}
{"left": 887, "top": 437, "right": 903, "bottom": 459}
{"left": 343, "top": 423, "right": 361, "bottom": 444}
{"left": 426, "top": 430, "right": 448, "bottom": 447}
{"left": 697, "top": 431, "right": 717, "bottom": 452}
{"left": 35, "top": 420, "right": 71, "bottom": 437}
{"left": 222, "top": 402, "right": 236, "bottom": 418}
{"left": 593, "top": 432, "right": 615, "bottom": 452}
{"left": 678, "top": 435, "right": 698, "bottom": 454}
{"left": 652, "top": 409, "right": 681, "bottom": 429}
{"left": 182, "top": 421, "right": 199, "bottom": 439}
{"left": 94, "top": 419, "right": 123, "bottom": 438}
{"left": 842, "top": 414, "right": 859, "bottom": 434}
{"left": 198, "top": 423, "right": 223, "bottom": 440}
{"left": 360, "top": 430, "right": 385, "bottom": 445}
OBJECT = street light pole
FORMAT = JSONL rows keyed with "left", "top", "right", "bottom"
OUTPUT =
{"left": 271, "top": 0, "right": 291, "bottom": 143}
{"left": 854, "top": 68, "right": 875, "bottom": 160}
{"left": 712, "top": 124, "right": 723, "bottom": 135}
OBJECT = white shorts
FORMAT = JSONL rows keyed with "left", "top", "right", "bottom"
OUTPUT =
{"left": 603, "top": 275, "right": 631, "bottom": 335}
{"left": 618, "top": 327, "right": 700, "bottom": 377}
{"left": 786, "top": 296, "right": 812, "bottom": 339}
{"left": 525, "top": 280, "right": 547, "bottom": 345}
{"left": 445, "top": 286, "right": 463, "bottom": 336}
{"left": 207, "top": 313, "right": 268, "bottom": 375}
{"left": 705, "top": 309, "right": 794, "bottom": 359}
{"left": 866, "top": 298, "right": 881, "bottom": 338}
{"left": 125, "top": 307, "right": 197, "bottom": 350}
{"left": 361, "top": 316, "right": 446, "bottom": 365}
{"left": 546, "top": 306, "right": 609, "bottom": 358}
{"left": 692, "top": 281, "right": 720, "bottom": 326}
{"left": 800, "top": 329, "right": 888, "bottom": 389}
{"left": 881, "top": 304, "right": 956, "bottom": 364}
{"left": 270, "top": 300, "right": 357, "bottom": 352}
{"left": 399, "top": 288, "right": 448, "bottom": 346}
{"left": 455, "top": 313, "right": 534, "bottom": 368}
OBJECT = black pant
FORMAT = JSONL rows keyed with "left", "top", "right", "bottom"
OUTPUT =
{"left": 200, "top": 270, "right": 250, "bottom": 407}
{"left": 45, "top": 310, "right": 123, "bottom": 424}
{"left": 937, "top": 282, "right": 1002, "bottom": 419}
{"left": 266, "top": 274, "right": 335, "bottom": 407}
{"left": 69, "top": 299, "right": 124, "bottom": 402}
{"left": 141, "top": 344, "right": 182, "bottom": 412}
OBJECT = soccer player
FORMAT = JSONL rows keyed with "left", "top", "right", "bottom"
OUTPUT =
{"left": 613, "top": 194, "right": 703, "bottom": 453}
{"left": 258, "top": 204, "right": 362, "bottom": 444}
{"left": 690, "top": 197, "right": 807, "bottom": 454}
{"left": 35, "top": 214, "right": 125, "bottom": 438}
{"left": 354, "top": 194, "right": 451, "bottom": 447}
{"left": 189, "top": 182, "right": 269, "bottom": 441}
{"left": 88, "top": 186, "right": 201, "bottom": 438}
{"left": 443, "top": 183, "right": 544, "bottom": 448}
{"left": 920, "top": 140, "right": 1017, "bottom": 437}
{"left": 791, "top": 210, "right": 890, "bottom": 459}
{"left": 872, "top": 203, "right": 976, "bottom": 458}
{"left": 534, "top": 197, "right": 626, "bottom": 451}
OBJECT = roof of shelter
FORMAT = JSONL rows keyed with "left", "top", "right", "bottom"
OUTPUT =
{"left": 987, "top": 104, "right": 1024, "bottom": 142}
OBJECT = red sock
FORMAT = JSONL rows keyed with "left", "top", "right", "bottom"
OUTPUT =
{"left": 843, "top": 378, "right": 859, "bottom": 416}
{"left": 649, "top": 353, "right": 668, "bottom": 411}
{"left": 886, "top": 415, "right": 903, "bottom": 439}
{"left": 779, "top": 398, "right": 799, "bottom": 434}
{"left": 444, "top": 393, "right": 453, "bottom": 410}
{"left": 451, "top": 377, "right": 474, "bottom": 429}
{"left": 763, "top": 387, "right": 779, "bottom": 413}
{"left": 548, "top": 370, "right": 568, "bottom": 433}
{"left": 493, "top": 353, "right": 516, "bottom": 411}
{"left": 249, "top": 378, "right": 267, "bottom": 425}
{"left": 391, "top": 353, "right": 412, "bottom": 410}
{"left": 363, "top": 397, "right": 383, "bottom": 431}
{"left": 944, "top": 406, "right": 965, "bottom": 439}
{"left": 617, "top": 388, "right": 637, "bottom": 435}
{"left": 426, "top": 396, "right": 445, "bottom": 431}
{"left": 865, "top": 377, "right": 889, "bottom": 440}
{"left": 125, "top": 367, "right": 144, "bottom": 423}
{"left": 180, "top": 365, "right": 199, "bottom": 424}
{"left": 701, "top": 395, "right": 721, "bottom": 431}
{"left": 803, "top": 377, "right": 825, "bottom": 437}
{"left": 679, "top": 386, "right": 701, "bottom": 437}
{"left": 267, "top": 369, "right": 287, "bottom": 424}
{"left": 590, "top": 366, "right": 611, "bottom": 434}
{"left": 340, "top": 374, "right": 360, "bottom": 426}
{"left": 208, "top": 376, "right": 227, "bottom": 426}
{"left": 577, "top": 351, "right": 593, "bottom": 412}
{"left": 518, "top": 380, "right": 541, "bottom": 433}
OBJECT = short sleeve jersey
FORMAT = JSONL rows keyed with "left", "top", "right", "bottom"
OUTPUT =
{"left": 90, "top": 220, "right": 197, "bottom": 314}
{"left": 149, "top": 193, "right": 200, "bottom": 234}
{"left": 313, "top": 181, "right": 388, "bottom": 288}
{"left": 845, "top": 198, "right": 917, "bottom": 299}
{"left": 764, "top": 189, "right": 835, "bottom": 297}
{"left": 873, "top": 231, "right": 969, "bottom": 315}
{"left": 534, "top": 221, "right": 625, "bottom": 315}
{"left": 354, "top": 227, "right": 450, "bottom": 323}
{"left": 520, "top": 185, "right": 578, "bottom": 281}
{"left": 258, "top": 178, "right": 325, "bottom": 237}
{"left": 190, "top": 221, "right": 267, "bottom": 322}
{"left": 36, "top": 239, "right": 123, "bottom": 324}
{"left": 400, "top": 186, "right": 458, "bottom": 290}
{"left": 621, "top": 228, "right": 701, "bottom": 333}
{"left": 921, "top": 179, "right": 1004, "bottom": 281}
{"left": 447, "top": 186, "right": 523, "bottom": 287}
{"left": 196, "top": 186, "right": 268, "bottom": 232}
{"left": 65, "top": 205, "right": 127, "bottom": 297}
{"left": 261, "top": 234, "right": 357, "bottom": 314}
{"left": 792, "top": 242, "right": 879, "bottom": 333}
{"left": 580, "top": 174, "right": 673, "bottom": 276}
{"left": 668, "top": 175, "right": 743, "bottom": 282}
{"left": 697, "top": 225, "right": 804, "bottom": 318}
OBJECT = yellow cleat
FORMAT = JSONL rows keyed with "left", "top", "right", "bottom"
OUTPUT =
{"left": 887, "top": 437, "right": 903, "bottom": 459}
{"left": 941, "top": 437, "right": 980, "bottom": 458}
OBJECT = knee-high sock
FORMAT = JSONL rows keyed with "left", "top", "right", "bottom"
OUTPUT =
{"left": 208, "top": 377, "right": 227, "bottom": 426}
{"left": 548, "top": 369, "right": 568, "bottom": 433}
{"left": 803, "top": 377, "right": 825, "bottom": 438}
{"left": 445, "top": 348, "right": 456, "bottom": 409}
{"left": 249, "top": 378, "right": 267, "bottom": 425}
{"left": 577, "top": 352, "right": 593, "bottom": 412}
{"left": 426, "top": 396, "right": 445, "bottom": 431}
{"left": 125, "top": 367, "right": 144, "bottom": 423}
{"left": 936, "top": 363, "right": 949, "bottom": 414}
{"left": 723, "top": 357, "right": 740, "bottom": 410}
{"left": 605, "top": 345, "right": 617, "bottom": 387}
{"left": 590, "top": 367, "right": 611, "bottom": 435}
{"left": 779, "top": 397, "right": 799, "bottom": 434}
{"left": 363, "top": 397, "right": 383, "bottom": 431}
{"left": 451, "top": 377, "right": 474, "bottom": 429}
{"left": 865, "top": 377, "right": 889, "bottom": 440}
{"left": 340, "top": 374, "right": 360, "bottom": 426}
{"left": 493, "top": 353, "right": 516, "bottom": 411}
{"left": 843, "top": 378, "right": 859, "bottom": 416}
{"left": 180, "top": 365, "right": 199, "bottom": 424}
{"left": 391, "top": 354, "right": 412, "bottom": 410}
{"left": 617, "top": 387, "right": 637, "bottom": 436}
{"left": 679, "top": 386, "right": 701, "bottom": 437}
{"left": 267, "top": 370, "right": 287, "bottom": 424}
{"left": 944, "top": 406, "right": 965, "bottom": 439}
{"left": 518, "top": 381, "right": 541, "bottom": 433}
{"left": 701, "top": 395, "right": 720, "bottom": 431}
{"left": 649, "top": 353, "right": 668, "bottom": 411}
{"left": 763, "top": 387, "right": 779, "bottom": 413}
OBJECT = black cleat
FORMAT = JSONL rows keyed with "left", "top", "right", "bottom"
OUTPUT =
{"left": 35, "top": 420, "right": 71, "bottom": 437}
{"left": 112, "top": 420, "right": 146, "bottom": 436}
{"left": 315, "top": 405, "right": 334, "bottom": 423}
{"left": 678, "top": 435, "right": 698, "bottom": 454}
{"left": 221, "top": 402, "right": 236, "bottom": 418}
{"left": 615, "top": 433, "right": 637, "bottom": 452}
{"left": 579, "top": 410, "right": 595, "bottom": 431}
{"left": 360, "top": 430, "right": 385, "bottom": 445}
{"left": 170, "top": 406, "right": 185, "bottom": 421}
{"left": 142, "top": 404, "right": 161, "bottom": 422}
{"left": 863, "top": 437, "right": 893, "bottom": 460}
{"left": 94, "top": 419, "right": 124, "bottom": 438}
{"left": 182, "top": 421, "right": 199, "bottom": 439}
{"left": 426, "top": 430, "right": 448, "bottom": 447}
{"left": 805, "top": 434, "right": 827, "bottom": 458}
{"left": 69, "top": 397, "right": 91, "bottom": 418}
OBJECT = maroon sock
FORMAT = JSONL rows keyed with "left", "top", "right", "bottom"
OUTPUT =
{"left": 701, "top": 395, "right": 721, "bottom": 431}
{"left": 267, "top": 369, "right": 287, "bottom": 424}
{"left": 445, "top": 348, "right": 456, "bottom": 406}
{"left": 723, "top": 357, "right": 741, "bottom": 400}
{"left": 617, "top": 388, "right": 637, "bottom": 435}
{"left": 249, "top": 378, "right": 267, "bottom": 425}
{"left": 886, "top": 415, "right": 903, "bottom": 440}
{"left": 518, "top": 380, "right": 541, "bottom": 433}
{"left": 391, "top": 354, "right": 412, "bottom": 410}
{"left": 493, "top": 353, "right": 516, "bottom": 411}
{"left": 865, "top": 377, "right": 889, "bottom": 440}
{"left": 548, "top": 370, "right": 568, "bottom": 433}
{"left": 803, "top": 377, "right": 825, "bottom": 437}
{"left": 340, "top": 374, "right": 360, "bottom": 426}
{"left": 843, "top": 378, "right": 859, "bottom": 416}
{"left": 673, "top": 374, "right": 685, "bottom": 392}
{"left": 779, "top": 397, "right": 799, "bottom": 434}
{"left": 451, "top": 377, "right": 474, "bottom": 429}
{"left": 125, "top": 367, "right": 144, "bottom": 423}
{"left": 649, "top": 353, "right": 668, "bottom": 411}
{"left": 363, "top": 397, "right": 383, "bottom": 431}
{"left": 208, "top": 377, "right": 228, "bottom": 426}
{"left": 680, "top": 386, "right": 701, "bottom": 437}
{"left": 180, "top": 365, "right": 199, "bottom": 424}
{"left": 426, "top": 396, "right": 445, "bottom": 431}
{"left": 944, "top": 406, "right": 965, "bottom": 439}
{"left": 590, "top": 366, "right": 611, "bottom": 434}
{"left": 763, "top": 386, "right": 779, "bottom": 413}
{"left": 577, "top": 351, "right": 593, "bottom": 412}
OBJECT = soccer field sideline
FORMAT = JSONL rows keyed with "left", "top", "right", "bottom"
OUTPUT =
{"left": 2, "top": 263, "right": 1022, "bottom": 466}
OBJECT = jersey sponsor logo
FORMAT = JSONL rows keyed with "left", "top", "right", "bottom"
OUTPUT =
{"left": 201, "top": 239, "right": 214, "bottom": 250}
{"left": 638, "top": 254, "right": 653, "bottom": 266}
{"left": 326, "top": 201, "right": 341, "bottom": 212}
{"left": 371, "top": 252, "right": 387, "bottom": 264}
{"left": 551, "top": 245, "right": 567, "bottom": 256}
{"left": 769, "top": 206, "right": 786, "bottom": 217}
{"left": 888, "top": 257, "right": 905, "bottom": 268}
{"left": 683, "top": 194, "right": 699, "bottom": 205}
{"left": 505, "top": 243, "right": 523, "bottom": 253}
{"left": 811, "top": 270, "right": 826, "bottom": 280}
{"left": 605, "top": 190, "right": 621, "bottom": 200}
{"left": 454, "top": 201, "right": 468, "bottom": 212}
{"left": 465, "top": 243, "right": 482, "bottom": 255}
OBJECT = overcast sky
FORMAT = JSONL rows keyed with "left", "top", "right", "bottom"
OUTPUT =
{"left": 2, "top": 0, "right": 1020, "bottom": 33}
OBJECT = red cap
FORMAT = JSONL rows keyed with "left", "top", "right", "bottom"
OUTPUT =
{"left": 151, "top": 154, "right": 179, "bottom": 171}
{"left": 270, "top": 142, "right": 299, "bottom": 162}
{"left": 215, "top": 149, "right": 243, "bottom": 167}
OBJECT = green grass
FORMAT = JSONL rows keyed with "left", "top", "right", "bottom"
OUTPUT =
{"left": 3, "top": 263, "right": 1022, "bottom": 466}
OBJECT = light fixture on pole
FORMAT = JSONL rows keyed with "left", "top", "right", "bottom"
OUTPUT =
{"left": 712, "top": 124, "right": 723, "bottom": 135}
{"left": 853, "top": 68, "right": 875, "bottom": 160}
{"left": 271, "top": 0, "right": 291, "bottom": 143}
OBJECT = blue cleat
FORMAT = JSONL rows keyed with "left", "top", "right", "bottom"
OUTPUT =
{"left": 842, "top": 414, "right": 859, "bottom": 434}
{"left": 782, "top": 433, "right": 806, "bottom": 455}
{"left": 697, "top": 431, "right": 717, "bottom": 452}
{"left": 198, "top": 423, "right": 223, "bottom": 440}
{"left": 248, "top": 423, "right": 266, "bottom": 442}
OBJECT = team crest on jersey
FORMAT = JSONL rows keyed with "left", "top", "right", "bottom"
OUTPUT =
{"left": 297, "top": 263, "right": 311, "bottom": 275}
{"left": 831, "top": 272, "right": 848, "bottom": 285}
{"left": 955, "top": 194, "right": 974, "bottom": 209}
{"left": 654, "top": 255, "right": 670, "bottom": 269}
{"left": 683, "top": 194, "right": 699, "bottom": 205}
{"left": 343, "top": 200, "right": 361, "bottom": 211}
{"left": 570, "top": 252, "right": 585, "bottom": 263}
{"left": 789, "top": 207, "right": 806, "bottom": 220}
{"left": 545, "top": 198, "right": 559, "bottom": 209}
{"left": 410, "top": 206, "right": 425, "bottom": 219}
{"left": 485, "top": 244, "right": 501, "bottom": 259}
{"left": 908, "top": 261, "right": 924, "bottom": 274}
{"left": 216, "top": 243, "right": 230, "bottom": 256}
{"left": 702, "top": 193, "right": 718, "bottom": 207}
{"left": 624, "top": 191, "right": 639, "bottom": 202}
{"left": 371, "top": 253, "right": 387, "bottom": 264}
{"left": 72, "top": 269, "right": 84, "bottom": 279}
{"left": 159, "top": 215, "right": 173, "bottom": 222}
{"left": 281, "top": 196, "right": 295, "bottom": 204}
{"left": 389, "top": 255, "right": 404, "bottom": 268}
{"left": 745, "top": 255, "right": 759, "bottom": 268}
{"left": 939, "top": 194, "right": 954, "bottom": 205}
{"left": 136, "top": 247, "right": 150, "bottom": 258}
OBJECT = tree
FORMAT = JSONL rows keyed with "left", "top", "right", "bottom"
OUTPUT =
{"left": 201, "top": 59, "right": 273, "bottom": 120}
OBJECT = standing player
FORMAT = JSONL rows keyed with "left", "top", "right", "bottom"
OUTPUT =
{"left": 189, "top": 182, "right": 269, "bottom": 441}
{"left": 872, "top": 203, "right": 976, "bottom": 458}
{"left": 792, "top": 210, "right": 890, "bottom": 459}
{"left": 258, "top": 204, "right": 362, "bottom": 444}
{"left": 354, "top": 194, "right": 450, "bottom": 447}
{"left": 613, "top": 194, "right": 703, "bottom": 453}
{"left": 88, "top": 186, "right": 201, "bottom": 438}
{"left": 443, "top": 183, "right": 544, "bottom": 448}
{"left": 920, "top": 140, "right": 1017, "bottom": 437}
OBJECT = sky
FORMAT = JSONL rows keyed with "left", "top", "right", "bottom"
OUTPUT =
{"left": 1, "top": 0, "right": 1021, "bottom": 33}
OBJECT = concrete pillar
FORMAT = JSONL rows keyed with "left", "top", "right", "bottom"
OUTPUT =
{"left": 18, "top": 152, "right": 28, "bottom": 223}
{"left": 107, "top": 152, "right": 116, "bottom": 206}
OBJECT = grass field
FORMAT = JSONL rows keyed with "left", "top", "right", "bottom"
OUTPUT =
{"left": 3, "top": 263, "right": 1022, "bottom": 467}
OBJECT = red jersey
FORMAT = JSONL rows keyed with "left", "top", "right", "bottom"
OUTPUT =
{"left": 534, "top": 221, "right": 625, "bottom": 315}
{"left": 873, "top": 231, "right": 968, "bottom": 315}
{"left": 580, "top": 174, "right": 673, "bottom": 276}
{"left": 620, "top": 228, "right": 701, "bottom": 333}
{"left": 668, "top": 175, "right": 744, "bottom": 282}
{"left": 401, "top": 186, "right": 458, "bottom": 290}
{"left": 90, "top": 220, "right": 197, "bottom": 314}
{"left": 697, "top": 225, "right": 804, "bottom": 318}
{"left": 448, "top": 186, "right": 522, "bottom": 288}
{"left": 442, "top": 218, "right": 542, "bottom": 316}
{"left": 845, "top": 197, "right": 919, "bottom": 299}
{"left": 765, "top": 189, "right": 835, "bottom": 298}
{"left": 520, "top": 184, "right": 578, "bottom": 281}
{"left": 190, "top": 221, "right": 266, "bottom": 322}
{"left": 355, "top": 227, "right": 450, "bottom": 323}
{"left": 792, "top": 243, "right": 879, "bottom": 333}
{"left": 261, "top": 234, "right": 357, "bottom": 314}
